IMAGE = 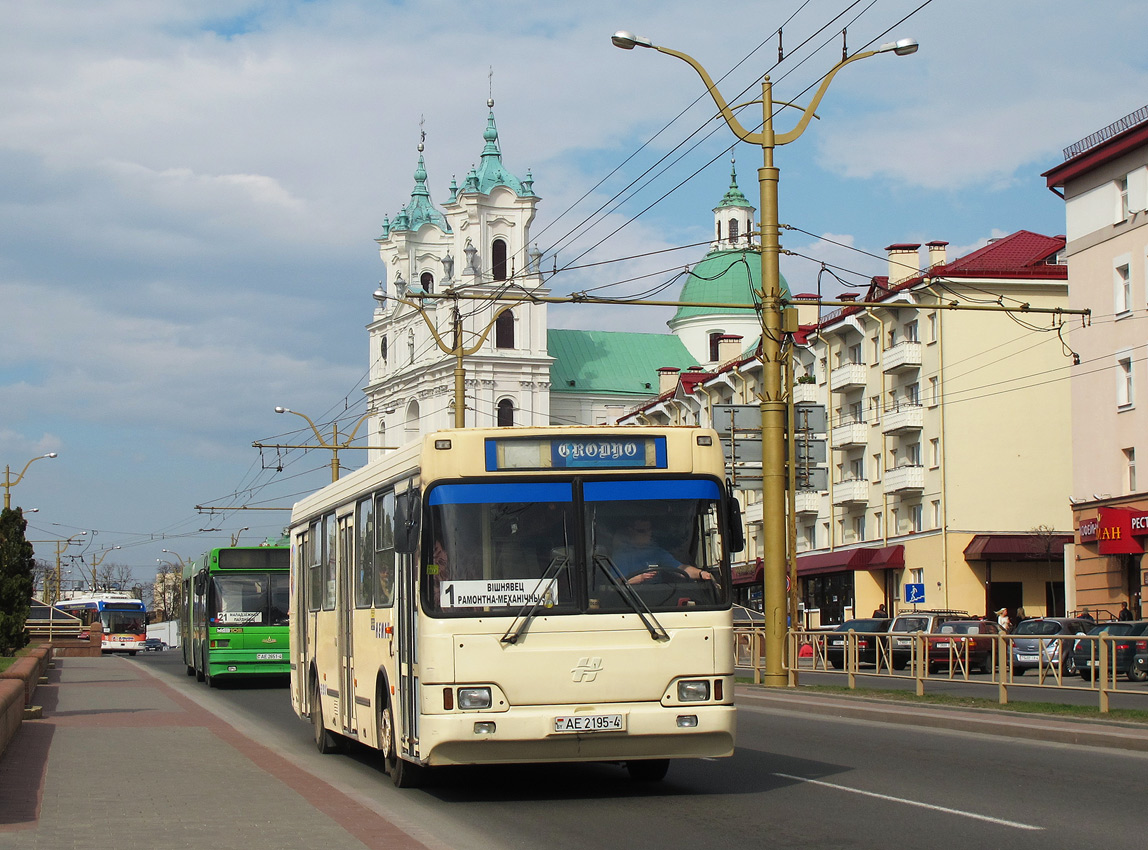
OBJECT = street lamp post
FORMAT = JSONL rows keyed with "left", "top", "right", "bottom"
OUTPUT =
{"left": 613, "top": 29, "right": 917, "bottom": 686}
{"left": 88, "top": 545, "right": 121, "bottom": 591}
{"left": 3, "top": 452, "right": 58, "bottom": 510}
{"left": 274, "top": 407, "right": 374, "bottom": 482}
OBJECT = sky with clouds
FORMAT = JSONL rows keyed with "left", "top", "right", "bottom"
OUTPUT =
{"left": 3, "top": 0, "right": 1146, "bottom": 589}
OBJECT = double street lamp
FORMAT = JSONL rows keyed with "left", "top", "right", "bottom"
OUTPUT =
{"left": 274, "top": 407, "right": 374, "bottom": 482}
{"left": 3, "top": 452, "right": 58, "bottom": 510}
{"left": 613, "top": 29, "right": 917, "bottom": 686}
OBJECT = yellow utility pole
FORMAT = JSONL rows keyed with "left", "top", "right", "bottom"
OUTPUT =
{"left": 612, "top": 29, "right": 919, "bottom": 686}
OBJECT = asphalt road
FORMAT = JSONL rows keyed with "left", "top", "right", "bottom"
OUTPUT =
{"left": 135, "top": 650, "right": 1148, "bottom": 850}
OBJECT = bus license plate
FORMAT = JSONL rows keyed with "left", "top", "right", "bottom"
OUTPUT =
{"left": 256, "top": 653, "right": 283, "bottom": 660}
{"left": 553, "top": 714, "right": 625, "bottom": 734}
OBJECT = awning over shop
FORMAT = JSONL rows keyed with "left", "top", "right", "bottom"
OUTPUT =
{"left": 963, "top": 533, "right": 1073, "bottom": 561}
{"left": 796, "top": 545, "right": 904, "bottom": 577}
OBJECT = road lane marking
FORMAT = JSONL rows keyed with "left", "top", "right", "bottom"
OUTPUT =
{"left": 771, "top": 772, "right": 1043, "bottom": 831}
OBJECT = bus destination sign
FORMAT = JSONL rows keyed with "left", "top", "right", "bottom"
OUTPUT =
{"left": 440, "top": 578, "right": 559, "bottom": 609}
{"left": 485, "top": 436, "right": 667, "bottom": 471}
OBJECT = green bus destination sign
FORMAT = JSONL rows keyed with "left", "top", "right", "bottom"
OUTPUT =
{"left": 485, "top": 436, "right": 668, "bottom": 471}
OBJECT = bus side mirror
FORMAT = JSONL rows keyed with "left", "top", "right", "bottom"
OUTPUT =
{"left": 726, "top": 481, "right": 745, "bottom": 554}
{"left": 394, "top": 489, "right": 421, "bottom": 554}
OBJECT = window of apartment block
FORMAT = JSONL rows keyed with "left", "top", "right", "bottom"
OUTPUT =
{"left": 820, "top": 357, "right": 828, "bottom": 382}
{"left": 871, "top": 335, "right": 880, "bottom": 365}
{"left": 1118, "top": 175, "right": 1130, "bottom": 221}
{"left": 803, "top": 525, "right": 816, "bottom": 551}
{"left": 1125, "top": 447, "right": 1137, "bottom": 493}
{"left": 1117, "top": 353, "right": 1135, "bottom": 409}
{"left": 931, "top": 500, "right": 941, "bottom": 528}
{"left": 929, "top": 376, "right": 939, "bottom": 407}
{"left": 872, "top": 452, "right": 882, "bottom": 482}
{"left": 852, "top": 515, "right": 866, "bottom": 542}
{"left": 874, "top": 512, "right": 882, "bottom": 537}
{"left": 927, "top": 312, "right": 937, "bottom": 343}
{"left": 910, "top": 504, "right": 923, "bottom": 533}
{"left": 907, "top": 442, "right": 922, "bottom": 466}
{"left": 930, "top": 438, "right": 940, "bottom": 468}
{"left": 906, "top": 382, "right": 920, "bottom": 406}
{"left": 849, "top": 342, "right": 862, "bottom": 365}
{"left": 910, "top": 567, "right": 922, "bottom": 585}
{"left": 891, "top": 508, "right": 899, "bottom": 534}
{"left": 850, "top": 457, "right": 865, "bottom": 480}
{"left": 904, "top": 320, "right": 918, "bottom": 342}
{"left": 1115, "top": 260, "right": 1132, "bottom": 315}
{"left": 849, "top": 399, "right": 863, "bottom": 423}
{"left": 822, "top": 522, "right": 830, "bottom": 547}
{"left": 887, "top": 326, "right": 897, "bottom": 348}
{"left": 837, "top": 519, "right": 846, "bottom": 543}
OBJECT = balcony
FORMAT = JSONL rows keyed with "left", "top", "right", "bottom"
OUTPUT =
{"left": 792, "top": 381, "right": 819, "bottom": 405}
{"left": 884, "top": 464, "right": 925, "bottom": 494}
{"left": 830, "top": 363, "right": 867, "bottom": 393}
{"left": 881, "top": 404, "right": 923, "bottom": 435}
{"left": 833, "top": 478, "right": 870, "bottom": 506}
{"left": 832, "top": 420, "right": 868, "bottom": 449}
{"left": 793, "top": 490, "right": 821, "bottom": 516}
{"left": 883, "top": 341, "right": 922, "bottom": 374}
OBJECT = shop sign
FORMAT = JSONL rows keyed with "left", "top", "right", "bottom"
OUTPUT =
{"left": 1080, "top": 507, "right": 1148, "bottom": 555}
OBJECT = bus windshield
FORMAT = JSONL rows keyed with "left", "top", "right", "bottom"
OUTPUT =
{"left": 210, "top": 574, "right": 290, "bottom": 626}
{"left": 424, "top": 477, "right": 729, "bottom": 616}
{"left": 103, "top": 609, "right": 145, "bottom": 635}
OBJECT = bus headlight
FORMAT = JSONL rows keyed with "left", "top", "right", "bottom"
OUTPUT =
{"left": 677, "top": 680, "right": 711, "bottom": 701}
{"left": 457, "top": 687, "right": 492, "bottom": 710}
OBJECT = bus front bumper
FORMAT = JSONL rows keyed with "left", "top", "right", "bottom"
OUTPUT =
{"left": 417, "top": 703, "right": 736, "bottom": 767}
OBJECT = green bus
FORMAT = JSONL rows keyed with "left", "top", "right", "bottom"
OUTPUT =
{"left": 182, "top": 543, "right": 290, "bottom": 686}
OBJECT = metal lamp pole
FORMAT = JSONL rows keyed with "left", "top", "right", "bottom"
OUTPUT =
{"left": 3, "top": 452, "right": 58, "bottom": 510}
{"left": 274, "top": 408, "right": 374, "bottom": 482}
{"left": 612, "top": 30, "right": 917, "bottom": 686}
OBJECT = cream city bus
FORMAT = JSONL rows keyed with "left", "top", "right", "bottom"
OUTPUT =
{"left": 288, "top": 426, "right": 741, "bottom": 787}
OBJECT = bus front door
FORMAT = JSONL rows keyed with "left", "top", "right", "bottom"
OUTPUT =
{"left": 337, "top": 513, "right": 356, "bottom": 739}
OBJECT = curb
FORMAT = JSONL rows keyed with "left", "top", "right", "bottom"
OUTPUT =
{"left": 736, "top": 685, "right": 1148, "bottom": 753}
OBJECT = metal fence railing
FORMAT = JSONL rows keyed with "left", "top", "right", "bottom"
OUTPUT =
{"left": 733, "top": 627, "right": 1148, "bottom": 713}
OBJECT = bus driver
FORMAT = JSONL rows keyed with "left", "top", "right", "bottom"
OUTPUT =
{"left": 611, "top": 519, "right": 715, "bottom": 585}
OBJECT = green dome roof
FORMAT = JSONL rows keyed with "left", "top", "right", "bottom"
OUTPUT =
{"left": 671, "top": 249, "right": 788, "bottom": 323}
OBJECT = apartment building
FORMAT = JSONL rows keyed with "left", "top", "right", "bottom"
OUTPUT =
{"left": 625, "top": 234, "right": 1075, "bottom": 626}
{"left": 1044, "top": 105, "right": 1148, "bottom": 620}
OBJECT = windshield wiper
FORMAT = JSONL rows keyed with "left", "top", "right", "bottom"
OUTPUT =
{"left": 593, "top": 551, "right": 669, "bottom": 642}
{"left": 501, "top": 547, "right": 571, "bottom": 645}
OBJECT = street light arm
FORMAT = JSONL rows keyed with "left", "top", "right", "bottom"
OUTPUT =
{"left": 275, "top": 407, "right": 331, "bottom": 448}
{"left": 650, "top": 44, "right": 762, "bottom": 145}
{"left": 774, "top": 49, "right": 877, "bottom": 146}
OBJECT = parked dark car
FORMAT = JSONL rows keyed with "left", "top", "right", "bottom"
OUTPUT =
{"left": 928, "top": 619, "right": 1000, "bottom": 674}
{"left": 825, "top": 617, "right": 892, "bottom": 669}
{"left": 1070, "top": 621, "right": 1148, "bottom": 681}
{"left": 1010, "top": 617, "right": 1092, "bottom": 675}
{"left": 142, "top": 638, "right": 166, "bottom": 652}
{"left": 888, "top": 610, "right": 973, "bottom": 670}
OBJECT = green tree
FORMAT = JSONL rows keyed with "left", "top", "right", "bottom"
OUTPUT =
{"left": 0, "top": 507, "right": 36, "bottom": 655}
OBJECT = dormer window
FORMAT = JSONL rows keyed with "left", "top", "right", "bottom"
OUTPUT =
{"left": 492, "top": 238, "right": 508, "bottom": 281}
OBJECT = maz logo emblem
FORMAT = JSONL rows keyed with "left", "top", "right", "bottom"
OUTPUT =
{"left": 571, "top": 657, "right": 603, "bottom": 682}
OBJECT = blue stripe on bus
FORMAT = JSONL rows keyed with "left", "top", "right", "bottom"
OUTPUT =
{"left": 583, "top": 479, "right": 720, "bottom": 502}
{"left": 428, "top": 482, "right": 574, "bottom": 505}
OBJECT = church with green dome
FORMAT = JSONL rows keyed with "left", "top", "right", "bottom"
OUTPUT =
{"left": 362, "top": 103, "right": 774, "bottom": 450}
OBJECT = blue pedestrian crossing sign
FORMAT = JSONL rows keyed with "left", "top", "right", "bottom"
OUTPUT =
{"left": 904, "top": 583, "right": 926, "bottom": 605}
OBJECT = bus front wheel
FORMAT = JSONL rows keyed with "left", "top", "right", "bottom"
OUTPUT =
{"left": 379, "top": 696, "right": 423, "bottom": 788}
{"left": 312, "top": 679, "right": 342, "bottom": 754}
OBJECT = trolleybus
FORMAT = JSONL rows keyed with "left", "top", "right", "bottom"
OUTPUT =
{"left": 289, "top": 426, "right": 741, "bottom": 786}
{"left": 55, "top": 592, "right": 147, "bottom": 654}
{"left": 182, "top": 543, "right": 290, "bottom": 686}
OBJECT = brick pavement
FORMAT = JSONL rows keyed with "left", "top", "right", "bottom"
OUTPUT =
{"left": 0, "top": 656, "right": 432, "bottom": 850}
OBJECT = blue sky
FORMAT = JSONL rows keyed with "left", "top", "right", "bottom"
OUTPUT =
{"left": 2, "top": 0, "right": 1147, "bottom": 590}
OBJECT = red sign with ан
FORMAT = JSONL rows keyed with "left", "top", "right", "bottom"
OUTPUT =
{"left": 1079, "top": 507, "right": 1148, "bottom": 554}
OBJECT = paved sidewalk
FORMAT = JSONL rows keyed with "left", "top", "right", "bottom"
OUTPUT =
{"left": 737, "top": 684, "right": 1148, "bottom": 752}
{"left": 0, "top": 655, "right": 432, "bottom": 850}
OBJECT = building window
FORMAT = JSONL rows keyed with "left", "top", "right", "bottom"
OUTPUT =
{"left": 1116, "top": 261, "right": 1132, "bottom": 315}
{"left": 930, "top": 438, "right": 940, "bottom": 468}
{"left": 872, "top": 452, "right": 882, "bottom": 482}
{"left": 709, "top": 331, "right": 723, "bottom": 362}
{"left": 910, "top": 567, "right": 923, "bottom": 585}
{"left": 405, "top": 400, "right": 420, "bottom": 442}
{"left": 380, "top": 335, "right": 388, "bottom": 364}
{"left": 802, "top": 525, "right": 816, "bottom": 551}
{"left": 874, "top": 512, "right": 882, "bottom": 537}
{"left": 849, "top": 457, "right": 865, "bottom": 480}
{"left": 1117, "top": 354, "right": 1134, "bottom": 408}
{"left": 1118, "top": 175, "right": 1130, "bottom": 221}
{"left": 927, "top": 312, "right": 937, "bottom": 343}
{"left": 492, "top": 238, "right": 508, "bottom": 281}
{"left": 910, "top": 504, "right": 923, "bottom": 533}
{"left": 848, "top": 342, "right": 862, "bottom": 365}
{"left": 907, "top": 442, "right": 921, "bottom": 466}
{"left": 904, "top": 320, "right": 918, "bottom": 342}
{"left": 931, "top": 500, "right": 941, "bottom": 528}
{"left": 852, "top": 515, "right": 866, "bottom": 542}
{"left": 728, "top": 218, "right": 739, "bottom": 243}
{"left": 928, "top": 376, "right": 939, "bottom": 407}
{"left": 906, "top": 382, "right": 920, "bottom": 406}
{"left": 1125, "top": 448, "right": 1137, "bottom": 493}
{"left": 871, "top": 335, "right": 880, "bottom": 365}
{"left": 495, "top": 309, "right": 515, "bottom": 349}
{"left": 497, "top": 398, "right": 515, "bottom": 427}
{"left": 420, "top": 271, "right": 434, "bottom": 295}
{"left": 408, "top": 329, "right": 415, "bottom": 364}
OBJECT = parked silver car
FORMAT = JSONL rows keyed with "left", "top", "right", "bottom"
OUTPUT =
{"left": 1010, "top": 617, "right": 1092, "bottom": 675}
